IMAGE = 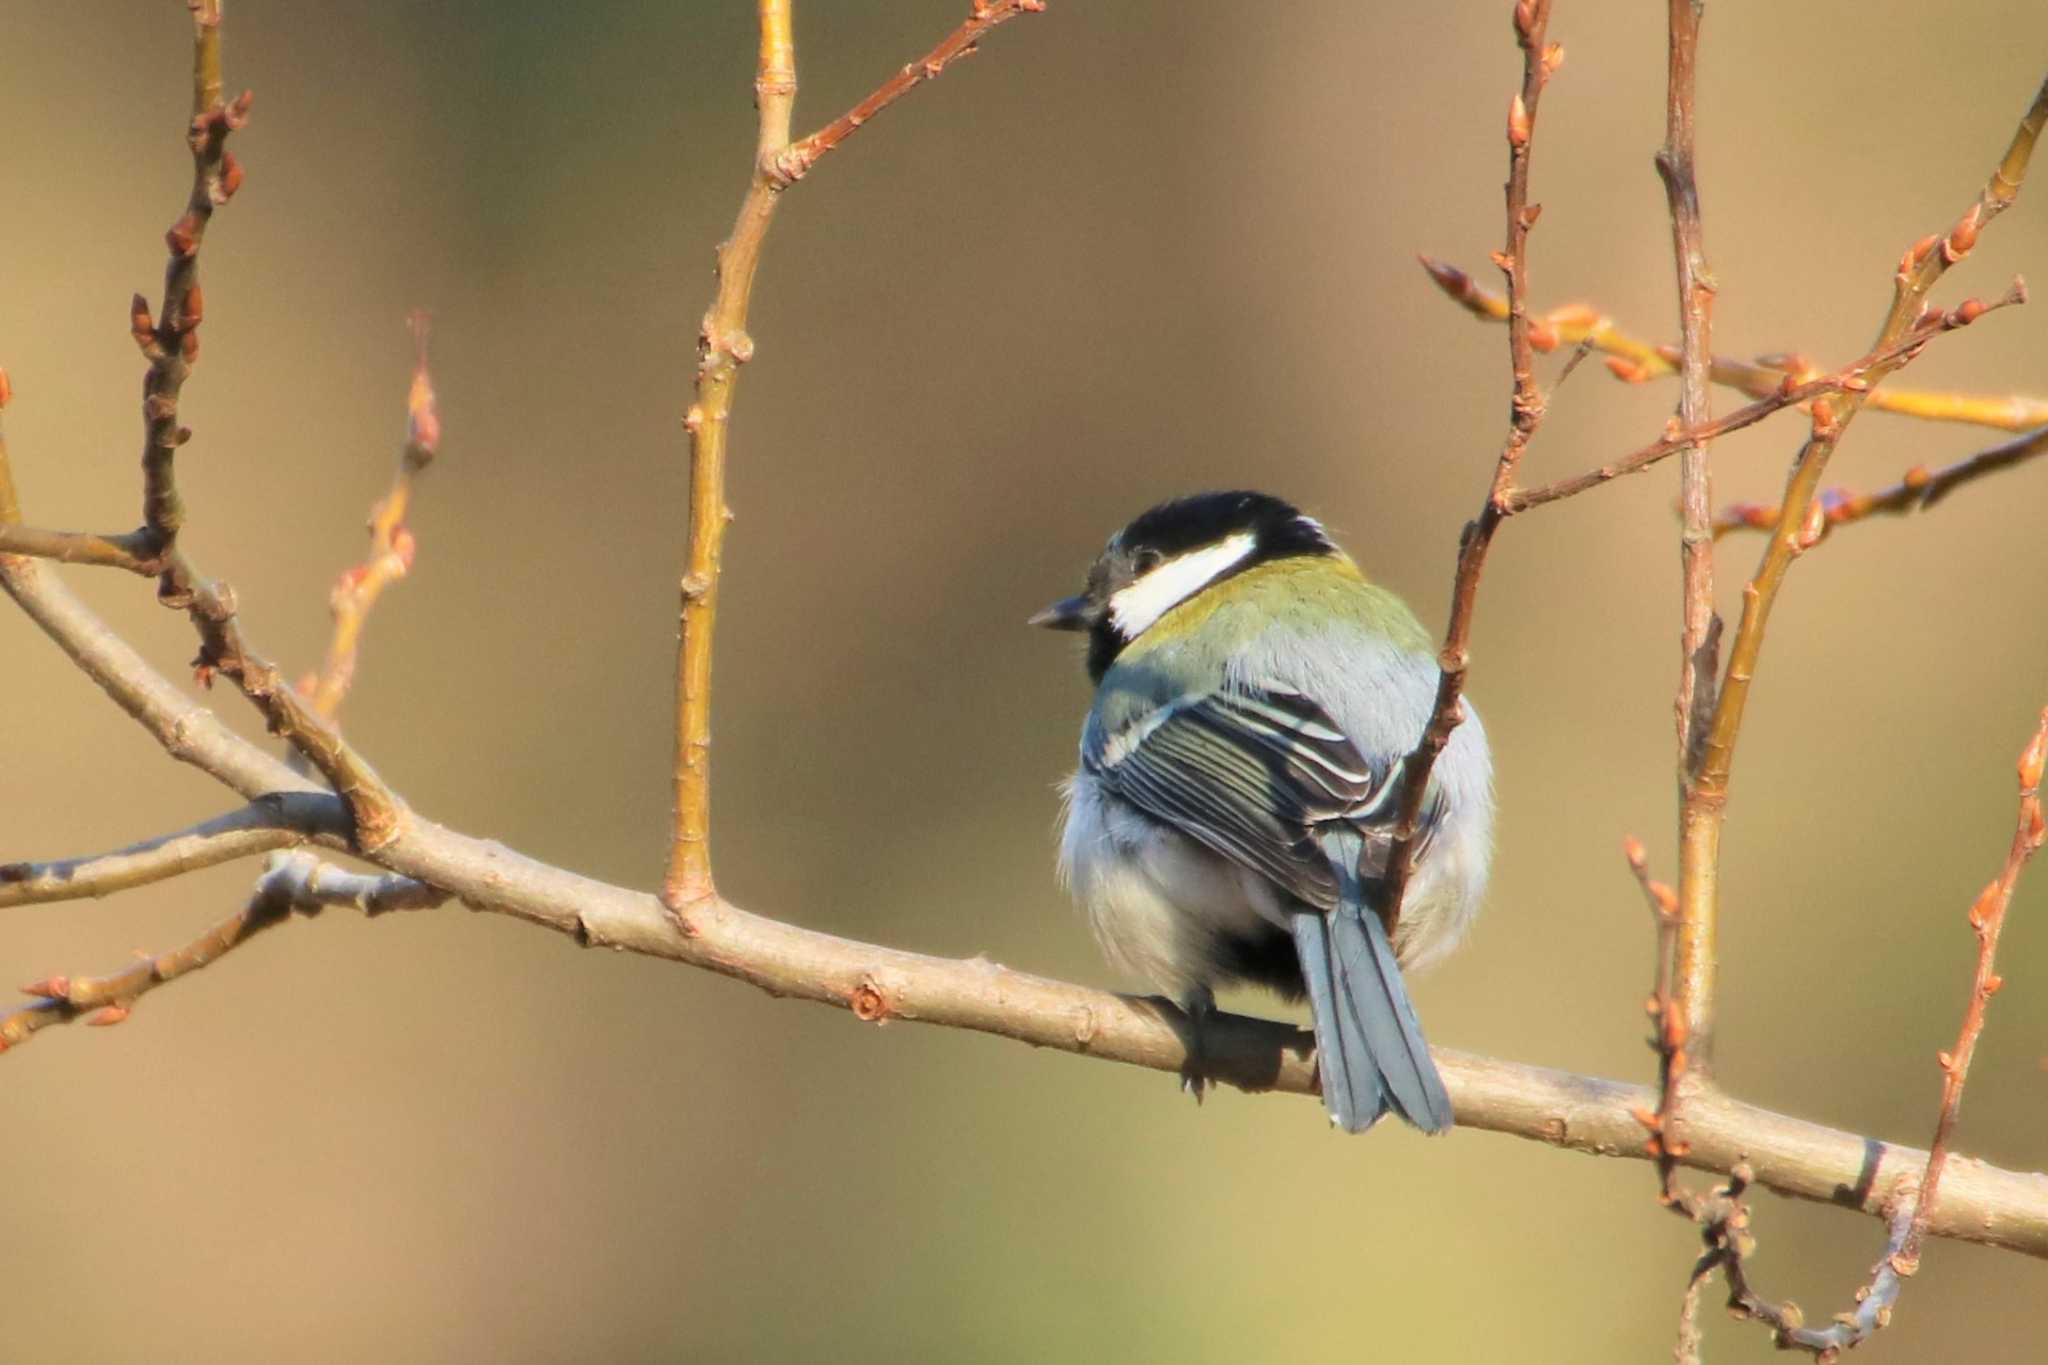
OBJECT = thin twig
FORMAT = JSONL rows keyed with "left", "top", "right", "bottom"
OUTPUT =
{"left": 767, "top": 0, "right": 1046, "bottom": 187}
{"left": 1419, "top": 256, "right": 2048, "bottom": 433}
{"left": 1899, "top": 707, "right": 2048, "bottom": 1270}
{"left": 1713, "top": 422, "right": 2048, "bottom": 540}
{"left": 111, "top": 2, "right": 406, "bottom": 850}
{"left": 1660, "top": 0, "right": 1722, "bottom": 1092}
{"left": 302, "top": 313, "right": 440, "bottom": 724}
{"left": 0, "top": 851, "right": 441, "bottom": 1053}
{"left": 663, "top": 0, "right": 1043, "bottom": 916}
{"left": 1622, "top": 837, "right": 1694, "bottom": 1207}
{"left": 1381, "top": 0, "right": 1558, "bottom": 932}
{"left": 0, "top": 795, "right": 349, "bottom": 909}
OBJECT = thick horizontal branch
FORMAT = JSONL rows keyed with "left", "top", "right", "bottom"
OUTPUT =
{"left": 0, "top": 794, "right": 348, "bottom": 909}
{"left": 8, "top": 550, "right": 2047, "bottom": 1259}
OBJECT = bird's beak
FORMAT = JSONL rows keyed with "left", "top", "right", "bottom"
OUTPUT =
{"left": 1028, "top": 594, "right": 1093, "bottom": 631}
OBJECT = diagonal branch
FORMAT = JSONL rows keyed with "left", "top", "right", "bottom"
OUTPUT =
{"left": 0, "top": 851, "right": 441, "bottom": 1052}
{"left": 0, "top": 795, "right": 349, "bottom": 910}
{"left": 1713, "top": 422, "right": 2048, "bottom": 541}
{"left": 302, "top": 313, "right": 441, "bottom": 725}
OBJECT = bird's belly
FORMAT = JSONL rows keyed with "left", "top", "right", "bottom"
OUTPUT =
{"left": 1059, "top": 772, "right": 1295, "bottom": 1000}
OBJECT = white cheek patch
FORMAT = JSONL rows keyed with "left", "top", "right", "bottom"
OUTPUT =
{"left": 1107, "top": 531, "right": 1257, "bottom": 638}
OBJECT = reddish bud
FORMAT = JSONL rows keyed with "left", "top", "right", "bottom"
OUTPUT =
{"left": 1967, "top": 881, "right": 1998, "bottom": 930}
{"left": 1542, "top": 42, "right": 1565, "bottom": 76}
{"left": 1810, "top": 397, "right": 1838, "bottom": 437}
{"left": 1489, "top": 249, "right": 1514, "bottom": 273}
{"left": 1936, "top": 1049, "right": 1956, "bottom": 1071}
{"left": 1528, "top": 321, "right": 1558, "bottom": 353}
{"left": 180, "top": 328, "right": 200, "bottom": 362}
{"left": 1507, "top": 93, "right": 1531, "bottom": 148}
{"left": 1605, "top": 356, "right": 1650, "bottom": 385}
{"left": 391, "top": 526, "right": 417, "bottom": 573}
{"left": 1513, "top": 0, "right": 1539, "bottom": 40}
{"left": 683, "top": 405, "right": 706, "bottom": 434}
{"left": 226, "top": 89, "right": 255, "bottom": 129}
{"left": 86, "top": 1005, "right": 130, "bottom": 1027}
{"left": 1951, "top": 298, "right": 1987, "bottom": 327}
{"left": 165, "top": 215, "right": 199, "bottom": 258}
{"left": 1630, "top": 1104, "right": 1662, "bottom": 1132}
{"left": 2018, "top": 717, "right": 2048, "bottom": 790}
{"left": 0, "top": 366, "right": 10, "bottom": 409}
{"left": 1944, "top": 204, "right": 1982, "bottom": 263}
{"left": 1909, "top": 232, "right": 1940, "bottom": 266}
{"left": 183, "top": 284, "right": 204, "bottom": 329}
{"left": 2028, "top": 803, "right": 2045, "bottom": 847}
{"left": 21, "top": 976, "right": 70, "bottom": 1000}
{"left": 130, "top": 294, "right": 157, "bottom": 351}
{"left": 1984, "top": 974, "right": 2004, "bottom": 996}
{"left": 1661, "top": 417, "right": 1683, "bottom": 442}
{"left": 1623, "top": 835, "right": 1647, "bottom": 871}
{"left": 1649, "top": 880, "right": 1677, "bottom": 918}
{"left": 219, "top": 151, "right": 244, "bottom": 199}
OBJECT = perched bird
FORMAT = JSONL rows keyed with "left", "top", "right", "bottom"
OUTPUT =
{"left": 1033, "top": 491, "right": 1493, "bottom": 1133}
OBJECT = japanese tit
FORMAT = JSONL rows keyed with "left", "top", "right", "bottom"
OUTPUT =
{"left": 1033, "top": 491, "right": 1493, "bottom": 1133}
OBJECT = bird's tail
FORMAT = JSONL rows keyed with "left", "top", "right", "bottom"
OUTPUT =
{"left": 1290, "top": 901, "right": 1453, "bottom": 1134}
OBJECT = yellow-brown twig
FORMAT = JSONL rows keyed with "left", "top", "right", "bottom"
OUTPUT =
{"left": 663, "top": 0, "right": 1043, "bottom": 917}
{"left": 303, "top": 313, "right": 440, "bottom": 724}
{"left": 1420, "top": 256, "right": 2048, "bottom": 433}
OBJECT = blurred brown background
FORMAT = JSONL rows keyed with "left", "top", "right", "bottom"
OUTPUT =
{"left": 5, "top": 2, "right": 2047, "bottom": 1360}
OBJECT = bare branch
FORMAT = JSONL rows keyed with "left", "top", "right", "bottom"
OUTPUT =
{"left": 302, "top": 313, "right": 440, "bottom": 725}
{"left": 768, "top": 0, "right": 1045, "bottom": 187}
{"left": 1382, "top": 0, "right": 1559, "bottom": 933}
{"left": 1419, "top": 256, "right": 2048, "bottom": 432}
{"left": 1714, "top": 422, "right": 2048, "bottom": 541}
{"left": 0, "top": 851, "right": 441, "bottom": 1053}
{"left": 0, "top": 795, "right": 349, "bottom": 909}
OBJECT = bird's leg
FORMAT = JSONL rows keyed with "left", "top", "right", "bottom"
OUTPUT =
{"left": 1178, "top": 984, "right": 1216, "bottom": 1105}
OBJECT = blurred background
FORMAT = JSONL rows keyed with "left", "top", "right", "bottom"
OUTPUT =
{"left": 5, "top": 2, "right": 2047, "bottom": 1360}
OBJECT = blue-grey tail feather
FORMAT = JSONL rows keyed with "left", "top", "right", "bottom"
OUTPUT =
{"left": 1290, "top": 834, "right": 1454, "bottom": 1134}
{"left": 1290, "top": 912, "right": 1385, "bottom": 1132}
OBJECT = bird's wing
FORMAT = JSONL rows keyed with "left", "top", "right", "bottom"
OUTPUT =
{"left": 1084, "top": 685, "right": 1441, "bottom": 913}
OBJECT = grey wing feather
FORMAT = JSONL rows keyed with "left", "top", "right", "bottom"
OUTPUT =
{"left": 1085, "top": 686, "right": 1434, "bottom": 909}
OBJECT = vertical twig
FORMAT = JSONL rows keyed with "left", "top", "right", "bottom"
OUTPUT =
{"left": 661, "top": 0, "right": 1043, "bottom": 918}
{"left": 663, "top": 1, "right": 798, "bottom": 918}
{"left": 1660, "top": 0, "right": 1721, "bottom": 1070}
{"left": 1382, "top": 0, "right": 1560, "bottom": 928}
{"left": 1898, "top": 708, "right": 2048, "bottom": 1271}
{"left": 302, "top": 313, "right": 440, "bottom": 725}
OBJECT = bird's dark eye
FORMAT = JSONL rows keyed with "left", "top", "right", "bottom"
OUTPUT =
{"left": 1134, "top": 548, "right": 1164, "bottom": 574}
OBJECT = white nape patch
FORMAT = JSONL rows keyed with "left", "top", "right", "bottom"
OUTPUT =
{"left": 1107, "top": 531, "right": 1257, "bottom": 639}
